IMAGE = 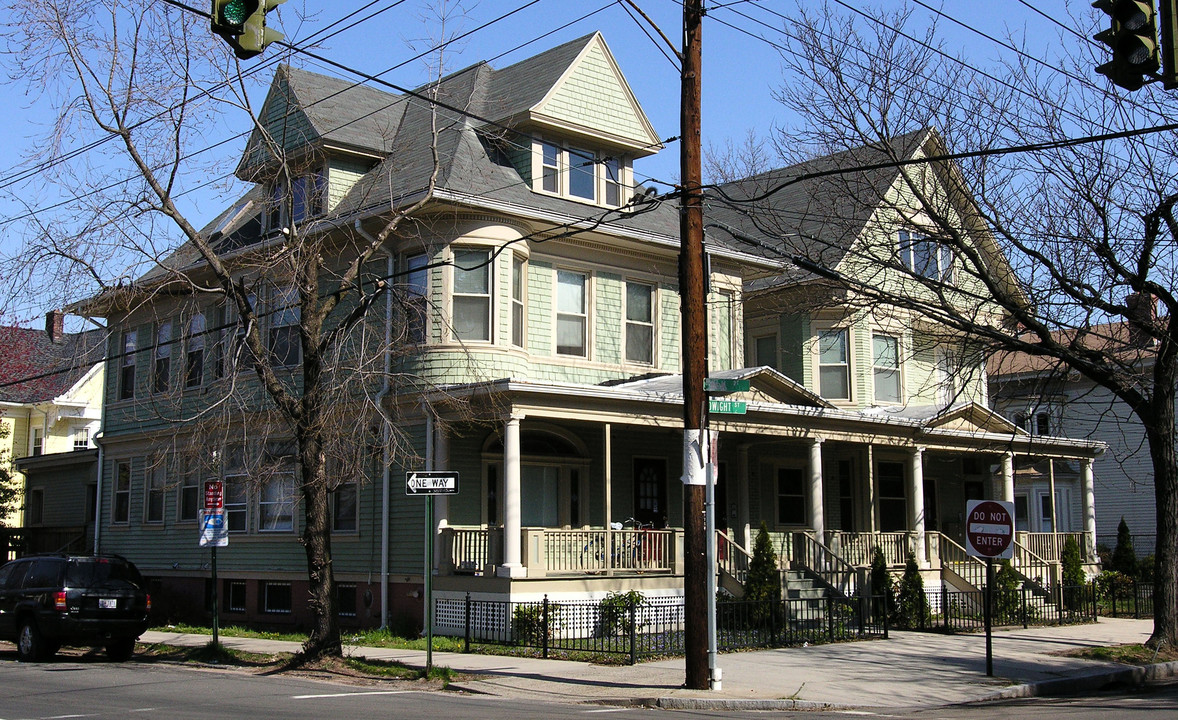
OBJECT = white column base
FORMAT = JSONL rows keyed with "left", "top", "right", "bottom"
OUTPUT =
{"left": 496, "top": 564, "right": 528, "bottom": 578}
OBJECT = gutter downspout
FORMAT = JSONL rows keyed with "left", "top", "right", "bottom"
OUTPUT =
{"left": 357, "top": 220, "right": 394, "bottom": 629}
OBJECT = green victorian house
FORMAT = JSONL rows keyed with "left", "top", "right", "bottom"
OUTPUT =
{"left": 76, "top": 33, "right": 1101, "bottom": 632}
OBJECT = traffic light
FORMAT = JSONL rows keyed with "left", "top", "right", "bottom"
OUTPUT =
{"left": 1093, "top": 0, "right": 1160, "bottom": 91}
{"left": 210, "top": 0, "right": 287, "bottom": 60}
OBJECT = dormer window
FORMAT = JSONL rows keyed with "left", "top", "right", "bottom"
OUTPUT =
{"left": 534, "top": 140, "right": 629, "bottom": 207}
{"left": 269, "top": 170, "right": 325, "bottom": 233}
{"left": 899, "top": 231, "right": 953, "bottom": 282}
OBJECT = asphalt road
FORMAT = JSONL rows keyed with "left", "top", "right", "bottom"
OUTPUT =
{"left": 1, "top": 652, "right": 1177, "bottom": 720}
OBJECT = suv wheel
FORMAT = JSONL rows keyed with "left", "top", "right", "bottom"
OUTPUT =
{"left": 17, "top": 621, "right": 52, "bottom": 662}
{"left": 105, "top": 636, "right": 136, "bottom": 662}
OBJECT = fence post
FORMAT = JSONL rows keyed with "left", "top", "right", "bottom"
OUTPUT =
{"left": 1021, "top": 586, "right": 1028, "bottom": 629}
{"left": 882, "top": 595, "right": 889, "bottom": 639}
{"left": 769, "top": 600, "right": 777, "bottom": 646}
{"left": 542, "top": 595, "right": 549, "bottom": 659}
{"left": 628, "top": 596, "right": 638, "bottom": 665}
{"left": 827, "top": 595, "right": 835, "bottom": 641}
{"left": 858, "top": 592, "right": 866, "bottom": 637}
{"left": 1092, "top": 582, "right": 1098, "bottom": 623}
{"left": 1134, "top": 581, "right": 1141, "bottom": 619}
{"left": 941, "top": 585, "right": 949, "bottom": 632}
{"left": 464, "top": 592, "right": 471, "bottom": 653}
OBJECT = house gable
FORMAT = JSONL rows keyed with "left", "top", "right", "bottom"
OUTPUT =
{"left": 923, "top": 402, "right": 1020, "bottom": 434}
{"left": 529, "top": 34, "right": 660, "bottom": 154}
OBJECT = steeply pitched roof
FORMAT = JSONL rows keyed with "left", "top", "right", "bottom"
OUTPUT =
{"left": 0, "top": 327, "right": 105, "bottom": 405}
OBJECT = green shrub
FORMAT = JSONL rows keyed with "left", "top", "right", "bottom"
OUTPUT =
{"left": 512, "top": 603, "right": 557, "bottom": 646}
{"left": 745, "top": 523, "right": 781, "bottom": 625}
{"left": 1110, "top": 518, "right": 1138, "bottom": 579}
{"left": 1140, "top": 555, "right": 1155, "bottom": 583}
{"left": 1061, "top": 536, "right": 1086, "bottom": 611}
{"left": 598, "top": 590, "right": 645, "bottom": 635}
{"left": 1096, "top": 570, "right": 1136, "bottom": 605}
{"left": 992, "top": 560, "right": 1022, "bottom": 623}
{"left": 893, "top": 550, "right": 929, "bottom": 629}
{"left": 868, "top": 546, "right": 895, "bottom": 620}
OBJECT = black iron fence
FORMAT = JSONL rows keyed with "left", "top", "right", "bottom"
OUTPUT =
{"left": 886, "top": 584, "right": 1098, "bottom": 633}
{"left": 437, "top": 593, "right": 886, "bottom": 664}
{"left": 435, "top": 583, "right": 1102, "bottom": 664}
{"left": 1100, "top": 581, "right": 1155, "bottom": 619}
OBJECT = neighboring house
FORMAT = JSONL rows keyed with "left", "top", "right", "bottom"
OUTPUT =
{"left": 0, "top": 312, "right": 105, "bottom": 558}
{"left": 73, "top": 34, "right": 1103, "bottom": 632}
{"left": 989, "top": 317, "right": 1158, "bottom": 555}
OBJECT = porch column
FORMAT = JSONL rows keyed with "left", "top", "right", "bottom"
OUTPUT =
{"left": 808, "top": 438, "right": 825, "bottom": 542}
{"left": 908, "top": 447, "right": 927, "bottom": 566}
{"left": 1081, "top": 457, "right": 1097, "bottom": 559}
{"left": 1001, "top": 452, "right": 1015, "bottom": 503}
{"left": 737, "top": 444, "right": 751, "bottom": 549}
{"left": 434, "top": 424, "right": 451, "bottom": 573}
{"left": 498, "top": 413, "right": 526, "bottom": 578}
{"left": 604, "top": 423, "right": 613, "bottom": 575}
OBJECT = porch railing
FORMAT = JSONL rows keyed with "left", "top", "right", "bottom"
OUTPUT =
{"left": 716, "top": 530, "right": 751, "bottom": 587}
{"left": 935, "top": 533, "right": 987, "bottom": 590}
{"left": 1019, "top": 532, "right": 1089, "bottom": 563}
{"left": 442, "top": 526, "right": 677, "bottom": 577}
{"left": 827, "top": 531, "right": 912, "bottom": 567}
{"left": 791, "top": 532, "right": 857, "bottom": 597}
{"left": 444, "top": 526, "right": 500, "bottom": 574}
{"left": 1011, "top": 540, "right": 1059, "bottom": 597}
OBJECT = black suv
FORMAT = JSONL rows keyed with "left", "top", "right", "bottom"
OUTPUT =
{"left": 0, "top": 554, "right": 150, "bottom": 662}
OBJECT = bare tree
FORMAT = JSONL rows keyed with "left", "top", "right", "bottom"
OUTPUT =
{"left": 0, "top": 2, "right": 476, "bottom": 661}
{"left": 709, "top": 2, "right": 1178, "bottom": 646}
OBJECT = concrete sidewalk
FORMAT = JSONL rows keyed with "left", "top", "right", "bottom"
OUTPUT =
{"left": 141, "top": 618, "right": 1177, "bottom": 711}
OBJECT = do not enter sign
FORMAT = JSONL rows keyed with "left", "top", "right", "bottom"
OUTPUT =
{"left": 965, "top": 499, "right": 1015, "bottom": 559}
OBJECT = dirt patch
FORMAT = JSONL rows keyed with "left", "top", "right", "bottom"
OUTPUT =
{"left": 1059, "top": 643, "right": 1178, "bottom": 665}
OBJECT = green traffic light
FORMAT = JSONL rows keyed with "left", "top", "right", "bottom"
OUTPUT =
{"left": 219, "top": 0, "right": 248, "bottom": 26}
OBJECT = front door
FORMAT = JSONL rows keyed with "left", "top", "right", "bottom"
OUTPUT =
{"left": 633, "top": 458, "right": 667, "bottom": 527}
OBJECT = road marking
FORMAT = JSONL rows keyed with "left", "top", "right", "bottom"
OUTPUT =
{"left": 582, "top": 710, "right": 630, "bottom": 714}
{"left": 292, "top": 691, "right": 417, "bottom": 699}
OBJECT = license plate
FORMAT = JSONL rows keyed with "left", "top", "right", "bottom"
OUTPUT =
{"left": 98, "top": 598, "right": 117, "bottom": 609}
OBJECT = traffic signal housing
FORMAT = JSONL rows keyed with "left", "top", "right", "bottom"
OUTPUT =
{"left": 210, "top": 0, "right": 287, "bottom": 60}
{"left": 1093, "top": 0, "right": 1160, "bottom": 90}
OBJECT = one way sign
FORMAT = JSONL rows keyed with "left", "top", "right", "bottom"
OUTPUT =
{"left": 405, "top": 471, "right": 460, "bottom": 495}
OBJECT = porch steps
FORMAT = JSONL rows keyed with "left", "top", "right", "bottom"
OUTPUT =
{"left": 783, "top": 571, "right": 828, "bottom": 604}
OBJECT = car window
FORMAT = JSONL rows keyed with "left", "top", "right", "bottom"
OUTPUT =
{"left": 65, "top": 558, "right": 143, "bottom": 588}
{"left": 0, "top": 562, "right": 24, "bottom": 589}
{"left": 23, "top": 559, "right": 64, "bottom": 588}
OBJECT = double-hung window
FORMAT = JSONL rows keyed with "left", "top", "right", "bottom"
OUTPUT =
{"left": 31, "top": 427, "right": 43, "bottom": 456}
{"left": 452, "top": 249, "right": 492, "bottom": 342}
{"left": 185, "top": 314, "right": 206, "bottom": 388}
{"left": 872, "top": 334, "right": 901, "bottom": 403}
{"left": 113, "top": 460, "right": 131, "bottom": 524}
{"left": 405, "top": 254, "right": 428, "bottom": 343}
{"left": 179, "top": 470, "right": 200, "bottom": 522}
{"left": 568, "top": 147, "right": 596, "bottom": 200}
{"left": 331, "top": 480, "right": 358, "bottom": 533}
{"left": 754, "top": 335, "right": 778, "bottom": 369}
{"left": 512, "top": 256, "right": 526, "bottom": 347}
{"left": 119, "top": 330, "right": 137, "bottom": 400}
{"left": 625, "top": 281, "right": 653, "bottom": 364}
{"left": 223, "top": 445, "right": 249, "bottom": 533}
{"left": 556, "top": 270, "right": 588, "bottom": 357}
{"left": 269, "top": 285, "right": 301, "bottom": 367}
{"left": 72, "top": 426, "right": 90, "bottom": 451}
{"left": 145, "top": 463, "right": 165, "bottom": 524}
{"left": 776, "top": 467, "right": 806, "bottom": 525}
{"left": 541, "top": 142, "right": 560, "bottom": 193}
{"left": 818, "top": 328, "right": 850, "bottom": 400}
{"left": 604, "top": 157, "right": 622, "bottom": 206}
{"left": 154, "top": 322, "right": 172, "bottom": 393}
{"left": 900, "top": 230, "right": 953, "bottom": 282}
{"left": 535, "top": 141, "right": 627, "bottom": 207}
{"left": 259, "top": 441, "right": 295, "bottom": 532}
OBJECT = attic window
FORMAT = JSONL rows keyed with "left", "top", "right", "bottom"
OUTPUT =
{"left": 534, "top": 140, "right": 629, "bottom": 207}
{"left": 269, "top": 170, "right": 325, "bottom": 232}
{"left": 899, "top": 231, "right": 953, "bottom": 282}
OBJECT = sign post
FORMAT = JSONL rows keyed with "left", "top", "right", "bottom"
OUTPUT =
{"left": 965, "top": 499, "right": 1015, "bottom": 677}
{"left": 407, "top": 471, "right": 459, "bottom": 674}
{"left": 200, "top": 480, "right": 228, "bottom": 646}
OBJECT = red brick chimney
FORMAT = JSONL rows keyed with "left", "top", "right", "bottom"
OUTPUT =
{"left": 45, "top": 310, "right": 64, "bottom": 343}
{"left": 1126, "top": 292, "right": 1158, "bottom": 347}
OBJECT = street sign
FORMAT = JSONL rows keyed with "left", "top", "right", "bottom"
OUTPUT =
{"left": 708, "top": 399, "right": 747, "bottom": 415}
{"left": 965, "top": 499, "right": 1014, "bottom": 559}
{"left": 703, "top": 378, "right": 750, "bottom": 393}
{"left": 406, "top": 470, "right": 460, "bottom": 495}
{"left": 204, "top": 480, "right": 224, "bottom": 510}
{"left": 199, "top": 508, "right": 229, "bottom": 547}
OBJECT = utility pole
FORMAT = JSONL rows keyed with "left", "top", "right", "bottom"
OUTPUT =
{"left": 680, "top": 0, "right": 708, "bottom": 691}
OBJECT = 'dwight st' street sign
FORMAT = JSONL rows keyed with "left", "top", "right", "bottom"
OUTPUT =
{"left": 405, "top": 470, "right": 460, "bottom": 495}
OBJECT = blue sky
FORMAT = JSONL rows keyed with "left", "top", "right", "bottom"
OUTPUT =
{"left": 0, "top": 1, "right": 1094, "bottom": 324}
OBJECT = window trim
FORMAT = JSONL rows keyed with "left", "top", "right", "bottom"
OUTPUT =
{"left": 261, "top": 581, "right": 293, "bottom": 614}
{"left": 31, "top": 427, "right": 43, "bottom": 457}
{"left": 185, "top": 312, "right": 206, "bottom": 388}
{"left": 72, "top": 425, "right": 90, "bottom": 451}
{"left": 268, "top": 284, "right": 301, "bottom": 368}
{"left": 144, "top": 462, "right": 166, "bottom": 525}
{"left": 773, "top": 463, "right": 808, "bottom": 527}
{"left": 153, "top": 321, "right": 173, "bottom": 394}
{"left": 532, "top": 139, "right": 629, "bottom": 208}
{"left": 899, "top": 230, "right": 953, "bottom": 282}
{"left": 113, "top": 460, "right": 131, "bottom": 525}
{"left": 872, "top": 333, "right": 901, "bottom": 404}
{"left": 816, "top": 326, "right": 852, "bottom": 401}
{"left": 331, "top": 480, "right": 359, "bottom": 534}
{"left": 450, "top": 247, "right": 493, "bottom": 343}
{"left": 624, "top": 280, "right": 655, "bottom": 365}
{"left": 404, "top": 253, "right": 428, "bottom": 344}
{"left": 119, "top": 330, "right": 137, "bottom": 401}
{"left": 25, "top": 488, "right": 44, "bottom": 526}
{"left": 511, "top": 255, "right": 526, "bottom": 348}
{"left": 752, "top": 333, "right": 778, "bottom": 369}
{"left": 555, "top": 268, "right": 589, "bottom": 358}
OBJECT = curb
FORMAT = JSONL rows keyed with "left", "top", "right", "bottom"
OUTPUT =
{"left": 976, "top": 660, "right": 1178, "bottom": 703}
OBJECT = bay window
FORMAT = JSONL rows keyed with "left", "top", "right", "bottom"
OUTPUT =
{"left": 452, "top": 248, "right": 492, "bottom": 341}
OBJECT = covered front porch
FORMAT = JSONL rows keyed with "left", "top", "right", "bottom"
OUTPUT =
{"left": 420, "top": 369, "right": 1103, "bottom": 603}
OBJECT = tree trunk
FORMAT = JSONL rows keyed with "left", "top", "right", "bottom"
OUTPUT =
{"left": 1146, "top": 396, "right": 1178, "bottom": 648}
